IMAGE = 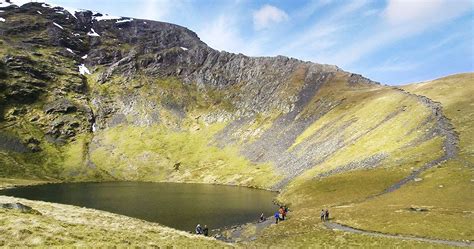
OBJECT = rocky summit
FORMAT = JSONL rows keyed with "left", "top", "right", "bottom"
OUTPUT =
{"left": 1, "top": 1, "right": 473, "bottom": 248}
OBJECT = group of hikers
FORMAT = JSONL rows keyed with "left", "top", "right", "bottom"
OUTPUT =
{"left": 273, "top": 206, "right": 289, "bottom": 224}
{"left": 195, "top": 224, "right": 209, "bottom": 236}
{"left": 195, "top": 207, "right": 328, "bottom": 236}
{"left": 320, "top": 209, "right": 330, "bottom": 222}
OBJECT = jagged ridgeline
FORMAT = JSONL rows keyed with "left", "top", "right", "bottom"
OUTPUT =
{"left": 0, "top": 3, "right": 456, "bottom": 189}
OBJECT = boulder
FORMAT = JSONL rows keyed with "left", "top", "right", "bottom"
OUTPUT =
{"left": 408, "top": 206, "right": 429, "bottom": 212}
{"left": 43, "top": 99, "right": 77, "bottom": 114}
{"left": 0, "top": 202, "right": 42, "bottom": 215}
{"left": 0, "top": 132, "right": 30, "bottom": 153}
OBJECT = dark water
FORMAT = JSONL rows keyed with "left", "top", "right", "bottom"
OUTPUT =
{"left": 0, "top": 182, "right": 277, "bottom": 232}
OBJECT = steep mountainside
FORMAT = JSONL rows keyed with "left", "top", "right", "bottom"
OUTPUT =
{"left": 267, "top": 73, "right": 472, "bottom": 245}
{"left": 0, "top": 2, "right": 458, "bottom": 191}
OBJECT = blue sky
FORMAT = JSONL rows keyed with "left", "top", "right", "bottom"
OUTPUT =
{"left": 15, "top": 0, "right": 474, "bottom": 85}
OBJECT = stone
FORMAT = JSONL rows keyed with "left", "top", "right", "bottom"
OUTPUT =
{"left": 408, "top": 206, "right": 429, "bottom": 212}
{"left": 173, "top": 162, "right": 181, "bottom": 171}
{"left": 25, "top": 137, "right": 42, "bottom": 152}
{"left": 43, "top": 99, "right": 77, "bottom": 114}
{"left": 29, "top": 115, "right": 40, "bottom": 122}
{"left": 6, "top": 107, "right": 27, "bottom": 116}
{"left": 0, "top": 132, "right": 30, "bottom": 153}
{"left": 0, "top": 202, "right": 42, "bottom": 215}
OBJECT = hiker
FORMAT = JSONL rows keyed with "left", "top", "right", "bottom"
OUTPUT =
{"left": 195, "top": 224, "right": 203, "bottom": 234}
{"left": 274, "top": 211, "right": 280, "bottom": 224}
{"left": 283, "top": 205, "right": 288, "bottom": 220}
{"left": 203, "top": 225, "right": 209, "bottom": 236}
{"left": 260, "top": 213, "right": 266, "bottom": 222}
{"left": 320, "top": 209, "right": 325, "bottom": 222}
{"left": 279, "top": 206, "right": 285, "bottom": 221}
{"left": 325, "top": 209, "right": 329, "bottom": 221}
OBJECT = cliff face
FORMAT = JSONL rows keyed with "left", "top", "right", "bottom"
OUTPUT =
{"left": 0, "top": 3, "right": 455, "bottom": 189}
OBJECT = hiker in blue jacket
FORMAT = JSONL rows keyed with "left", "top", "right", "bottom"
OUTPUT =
{"left": 195, "top": 224, "right": 203, "bottom": 234}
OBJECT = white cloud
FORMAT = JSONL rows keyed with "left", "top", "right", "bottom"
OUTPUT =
{"left": 277, "top": 0, "right": 368, "bottom": 58}
{"left": 383, "top": 0, "right": 472, "bottom": 26}
{"left": 295, "top": 0, "right": 333, "bottom": 19}
{"left": 318, "top": 0, "right": 472, "bottom": 67}
{"left": 371, "top": 57, "right": 420, "bottom": 72}
{"left": 424, "top": 32, "right": 465, "bottom": 51}
{"left": 362, "top": 8, "right": 379, "bottom": 17}
{"left": 253, "top": 4, "right": 289, "bottom": 30}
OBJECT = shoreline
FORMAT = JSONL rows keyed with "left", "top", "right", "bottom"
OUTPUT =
{"left": 0, "top": 178, "right": 280, "bottom": 192}
{"left": 0, "top": 178, "right": 280, "bottom": 242}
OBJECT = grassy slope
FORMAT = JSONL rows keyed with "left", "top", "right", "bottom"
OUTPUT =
{"left": 0, "top": 43, "right": 280, "bottom": 186}
{"left": 279, "top": 72, "right": 443, "bottom": 206}
{"left": 83, "top": 73, "right": 282, "bottom": 188}
{"left": 403, "top": 73, "right": 473, "bottom": 163}
{"left": 0, "top": 195, "right": 227, "bottom": 247}
{"left": 249, "top": 73, "right": 472, "bottom": 246}
{"left": 336, "top": 73, "right": 474, "bottom": 241}
{"left": 290, "top": 74, "right": 441, "bottom": 177}
{"left": 246, "top": 211, "right": 452, "bottom": 248}
{"left": 0, "top": 43, "right": 82, "bottom": 179}
{"left": 89, "top": 124, "right": 280, "bottom": 189}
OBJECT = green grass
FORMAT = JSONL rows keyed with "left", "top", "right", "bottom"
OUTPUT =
{"left": 90, "top": 124, "right": 281, "bottom": 189}
{"left": 279, "top": 168, "right": 407, "bottom": 208}
{"left": 335, "top": 160, "right": 473, "bottom": 241}
{"left": 250, "top": 73, "right": 473, "bottom": 245}
{"left": 287, "top": 72, "right": 443, "bottom": 180}
{"left": 403, "top": 73, "right": 474, "bottom": 164}
{"left": 246, "top": 210, "right": 453, "bottom": 248}
{"left": 0, "top": 195, "right": 228, "bottom": 247}
{"left": 323, "top": 73, "right": 474, "bottom": 242}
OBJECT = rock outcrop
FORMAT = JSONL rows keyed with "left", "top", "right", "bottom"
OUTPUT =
{"left": 1, "top": 202, "right": 41, "bottom": 214}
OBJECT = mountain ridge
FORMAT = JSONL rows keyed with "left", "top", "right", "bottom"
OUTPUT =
{"left": 0, "top": 2, "right": 452, "bottom": 190}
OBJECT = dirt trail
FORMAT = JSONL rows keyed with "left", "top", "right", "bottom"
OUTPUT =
{"left": 380, "top": 88, "right": 459, "bottom": 194}
{"left": 322, "top": 89, "right": 466, "bottom": 246}
{"left": 216, "top": 217, "right": 276, "bottom": 243}
{"left": 325, "top": 222, "right": 472, "bottom": 247}
{"left": 223, "top": 89, "right": 463, "bottom": 245}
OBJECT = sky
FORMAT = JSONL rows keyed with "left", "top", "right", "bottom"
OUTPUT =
{"left": 8, "top": 0, "right": 474, "bottom": 85}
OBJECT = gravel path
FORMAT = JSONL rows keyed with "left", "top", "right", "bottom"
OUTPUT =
{"left": 325, "top": 222, "right": 472, "bottom": 247}
{"left": 380, "top": 88, "right": 459, "bottom": 194}
{"left": 323, "top": 90, "right": 467, "bottom": 246}
{"left": 222, "top": 89, "right": 463, "bottom": 245}
{"left": 216, "top": 217, "right": 276, "bottom": 243}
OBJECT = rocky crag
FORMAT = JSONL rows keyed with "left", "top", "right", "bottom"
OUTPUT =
{"left": 0, "top": 2, "right": 457, "bottom": 190}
